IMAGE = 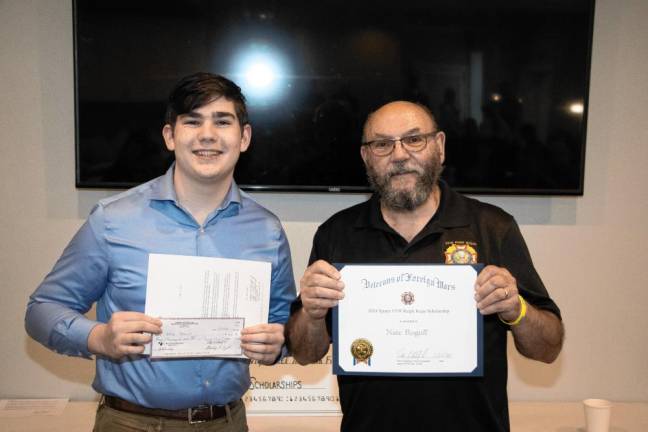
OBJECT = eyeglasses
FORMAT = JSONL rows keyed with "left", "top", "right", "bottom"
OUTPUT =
{"left": 362, "top": 131, "right": 439, "bottom": 157}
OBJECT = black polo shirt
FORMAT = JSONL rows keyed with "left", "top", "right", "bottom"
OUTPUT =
{"left": 295, "top": 181, "right": 561, "bottom": 432}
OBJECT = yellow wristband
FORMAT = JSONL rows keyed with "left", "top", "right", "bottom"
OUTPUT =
{"left": 499, "top": 295, "right": 527, "bottom": 326}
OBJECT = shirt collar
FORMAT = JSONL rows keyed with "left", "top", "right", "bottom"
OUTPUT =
{"left": 149, "top": 164, "right": 178, "bottom": 202}
{"left": 433, "top": 180, "right": 471, "bottom": 229}
{"left": 149, "top": 163, "right": 243, "bottom": 215}
{"left": 221, "top": 179, "right": 243, "bottom": 211}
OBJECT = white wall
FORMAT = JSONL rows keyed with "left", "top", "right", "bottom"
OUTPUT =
{"left": 1, "top": 0, "right": 647, "bottom": 402}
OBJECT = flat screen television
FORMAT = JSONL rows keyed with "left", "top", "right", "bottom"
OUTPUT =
{"left": 74, "top": 0, "right": 594, "bottom": 194}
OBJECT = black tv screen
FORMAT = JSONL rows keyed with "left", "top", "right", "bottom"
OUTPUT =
{"left": 74, "top": 0, "right": 594, "bottom": 194}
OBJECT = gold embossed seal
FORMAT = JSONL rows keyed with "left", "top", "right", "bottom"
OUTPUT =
{"left": 444, "top": 242, "right": 478, "bottom": 264}
{"left": 351, "top": 338, "right": 373, "bottom": 365}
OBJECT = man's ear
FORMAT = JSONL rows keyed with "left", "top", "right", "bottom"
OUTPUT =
{"left": 239, "top": 124, "right": 252, "bottom": 153}
{"left": 435, "top": 131, "right": 446, "bottom": 165}
{"left": 360, "top": 144, "right": 370, "bottom": 165}
{"left": 162, "top": 124, "right": 175, "bottom": 151}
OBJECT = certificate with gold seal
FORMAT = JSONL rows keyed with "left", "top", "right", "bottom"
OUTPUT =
{"left": 332, "top": 264, "right": 483, "bottom": 376}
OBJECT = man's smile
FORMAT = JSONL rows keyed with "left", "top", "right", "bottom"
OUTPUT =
{"left": 192, "top": 149, "right": 223, "bottom": 159}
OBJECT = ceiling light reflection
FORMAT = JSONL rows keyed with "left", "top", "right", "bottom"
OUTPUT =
{"left": 569, "top": 102, "right": 584, "bottom": 115}
{"left": 229, "top": 44, "right": 290, "bottom": 106}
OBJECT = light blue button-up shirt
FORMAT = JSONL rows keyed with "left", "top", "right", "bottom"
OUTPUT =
{"left": 25, "top": 165, "right": 296, "bottom": 409}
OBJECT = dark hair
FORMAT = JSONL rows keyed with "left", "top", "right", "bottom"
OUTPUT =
{"left": 165, "top": 72, "right": 249, "bottom": 129}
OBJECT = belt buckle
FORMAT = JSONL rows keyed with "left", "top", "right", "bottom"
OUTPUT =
{"left": 188, "top": 405, "right": 212, "bottom": 424}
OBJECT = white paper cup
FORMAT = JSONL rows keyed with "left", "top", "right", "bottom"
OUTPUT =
{"left": 583, "top": 398, "right": 612, "bottom": 432}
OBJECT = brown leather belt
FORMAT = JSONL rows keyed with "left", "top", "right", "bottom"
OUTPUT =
{"left": 103, "top": 395, "right": 239, "bottom": 424}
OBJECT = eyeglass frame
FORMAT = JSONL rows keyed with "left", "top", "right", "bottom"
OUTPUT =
{"left": 362, "top": 131, "right": 441, "bottom": 156}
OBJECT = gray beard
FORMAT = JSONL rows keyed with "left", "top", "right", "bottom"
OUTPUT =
{"left": 366, "top": 154, "right": 443, "bottom": 211}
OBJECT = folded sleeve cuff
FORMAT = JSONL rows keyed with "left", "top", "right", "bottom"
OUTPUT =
{"left": 52, "top": 315, "right": 100, "bottom": 359}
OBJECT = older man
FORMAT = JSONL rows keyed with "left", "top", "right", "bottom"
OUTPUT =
{"left": 286, "top": 101, "right": 563, "bottom": 432}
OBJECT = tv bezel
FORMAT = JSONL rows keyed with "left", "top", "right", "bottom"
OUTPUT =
{"left": 72, "top": 0, "right": 595, "bottom": 196}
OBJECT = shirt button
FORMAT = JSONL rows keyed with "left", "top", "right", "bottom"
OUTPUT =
{"left": 204, "top": 380, "right": 210, "bottom": 387}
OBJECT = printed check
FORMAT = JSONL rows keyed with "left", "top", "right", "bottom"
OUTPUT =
{"left": 151, "top": 318, "right": 244, "bottom": 358}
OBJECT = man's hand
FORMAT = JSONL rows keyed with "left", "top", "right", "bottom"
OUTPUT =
{"left": 474, "top": 265, "right": 521, "bottom": 321}
{"left": 87, "top": 311, "right": 162, "bottom": 359}
{"left": 284, "top": 260, "right": 341, "bottom": 365}
{"left": 475, "top": 265, "right": 564, "bottom": 362}
{"left": 240, "top": 323, "right": 285, "bottom": 365}
{"left": 299, "top": 260, "right": 345, "bottom": 321}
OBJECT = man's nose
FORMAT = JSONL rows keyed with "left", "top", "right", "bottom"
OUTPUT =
{"left": 390, "top": 140, "right": 410, "bottom": 161}
{"left": 198, "top": 122, "right": 217, "bottom": 142}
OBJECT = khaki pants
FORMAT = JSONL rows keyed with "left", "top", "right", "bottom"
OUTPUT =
{"left": 93, "top": 400, "right": 248, "bottom": 432}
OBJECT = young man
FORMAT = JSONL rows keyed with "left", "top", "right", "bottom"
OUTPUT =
{"left": 25, "top": 73, "right": 296, "bottom": 431}
{"left": 286, "top": 101, "right": 564, "bottom": 432}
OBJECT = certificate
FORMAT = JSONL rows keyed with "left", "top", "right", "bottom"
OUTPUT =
{"left": 333, "top": 264, "right": 483, "bottom": 376}
{"left": 144, "top": 253, "right": 271, "bottom": 358}
{"left": 151, "top": 317, "right": 244, "bottom": 358}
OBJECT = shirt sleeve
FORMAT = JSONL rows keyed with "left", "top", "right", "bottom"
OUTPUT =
{"left": 268, "top": 226, "right": 296, "bottom": 325}
{"left": 288, "top": 225, "right": 333, "bottom": 337}
{"left": 500, "top": 219, "right": 562, "bottom": 319}
{"left": 289, "top": 224, "right": 326, "bottom": 315}
{"left": 24, "top": 204, "right": 110, "bottom": 358}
